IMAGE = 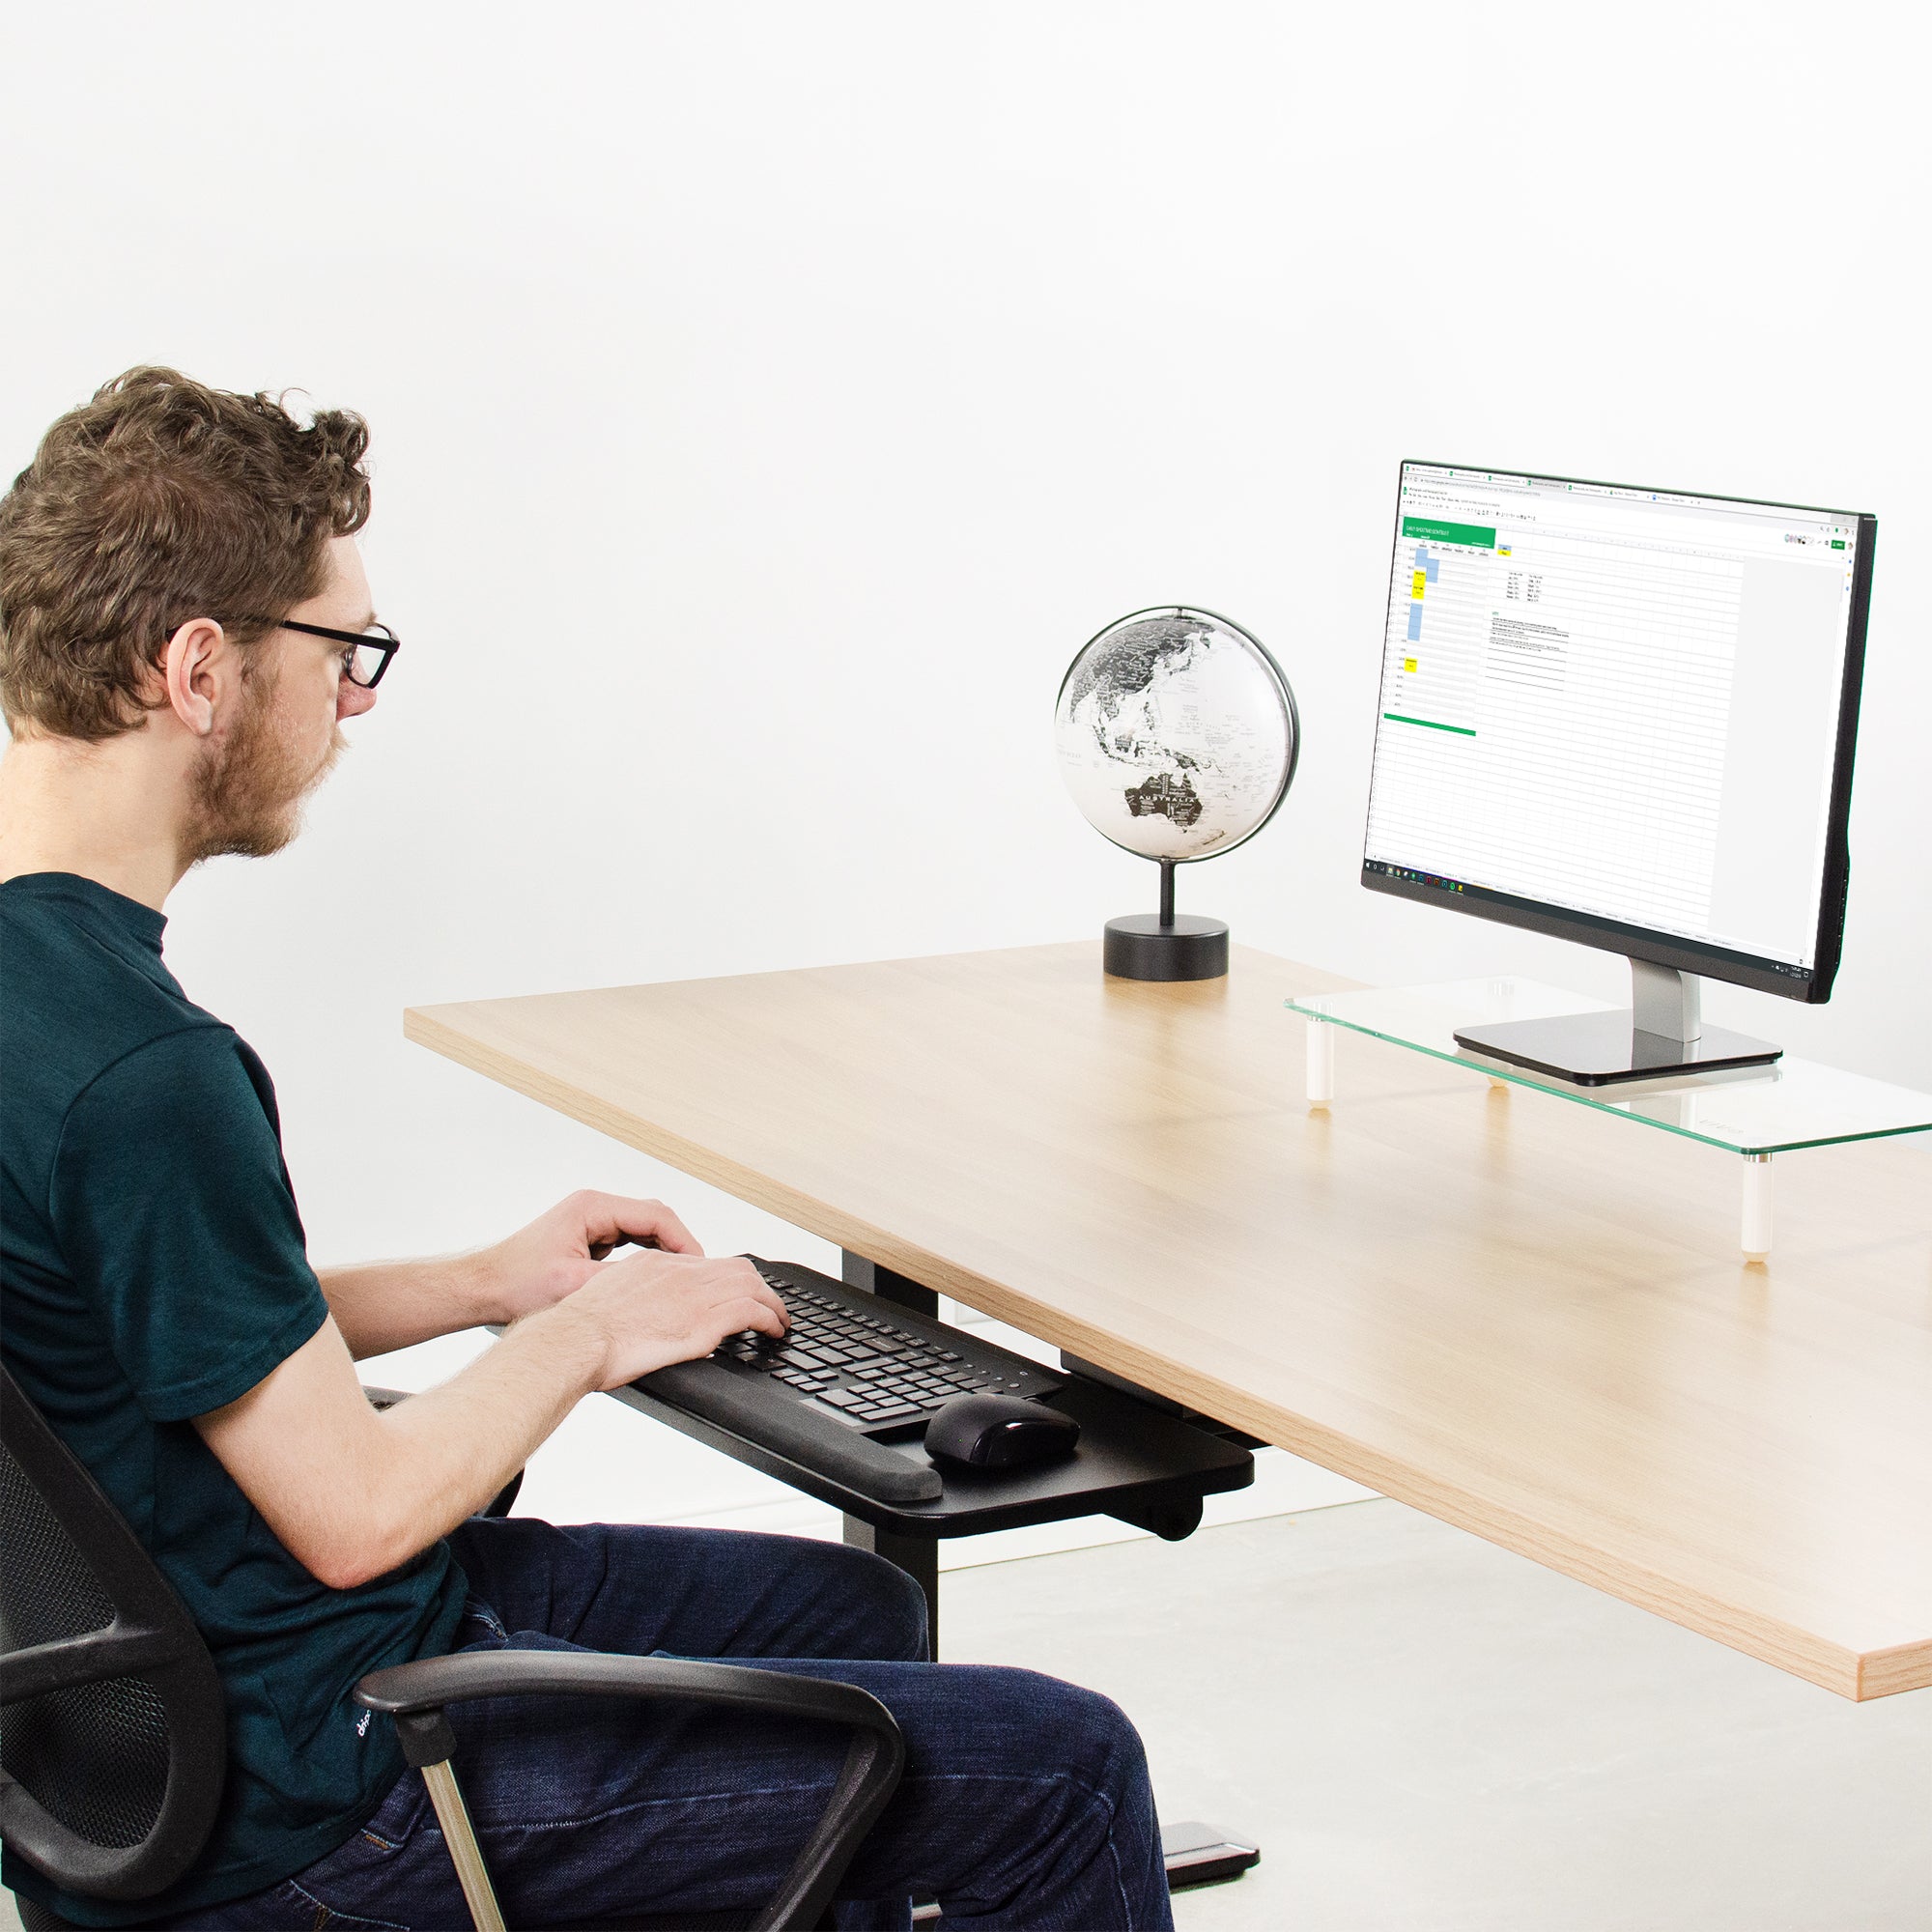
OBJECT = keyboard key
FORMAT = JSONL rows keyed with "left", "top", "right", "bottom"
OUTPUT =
{"left": 815, "top": 1388, "right": 863, "bottom": 1408}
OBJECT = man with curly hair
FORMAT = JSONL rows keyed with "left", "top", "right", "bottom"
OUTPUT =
{"left": 0, "top": 370, "right": 1174, "bottom": 1930}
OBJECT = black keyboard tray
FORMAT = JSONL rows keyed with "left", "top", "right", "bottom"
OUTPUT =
{"left": 617, "top": 1262, "right": 1254, "bottom": 1537}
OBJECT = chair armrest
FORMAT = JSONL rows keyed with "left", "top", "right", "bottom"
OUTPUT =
{"left": 355, "top": 1651, "right": 904, "bottom": 1932}
{"left": 356, "top": 1649, "right": 900, "bottom": 1737}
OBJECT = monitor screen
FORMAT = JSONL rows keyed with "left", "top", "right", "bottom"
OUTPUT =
{"left": 1362, "top": 462, "right": 1874, "bottom": 1001}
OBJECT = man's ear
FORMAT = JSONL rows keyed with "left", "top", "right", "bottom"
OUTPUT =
{"left": 158, "top": 619, "right": 231, "bottom": 736}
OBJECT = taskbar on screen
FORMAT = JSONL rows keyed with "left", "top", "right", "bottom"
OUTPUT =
{"left": 1358, "top": 859, "right": 1816, "bottom": 993}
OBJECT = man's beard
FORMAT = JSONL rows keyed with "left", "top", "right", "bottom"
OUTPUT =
{"left": 183, "top": 666, "right": 346, "bottom": 864}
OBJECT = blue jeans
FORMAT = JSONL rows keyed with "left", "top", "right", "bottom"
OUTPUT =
{"left": 160, "top": 1517, "right": 1174, "bottom": 1930}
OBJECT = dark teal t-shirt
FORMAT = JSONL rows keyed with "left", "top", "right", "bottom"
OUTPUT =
{"left": 0, "top": 873, "right": 468, "bottom": 1923}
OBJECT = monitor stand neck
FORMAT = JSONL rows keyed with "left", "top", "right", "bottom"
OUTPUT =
{"left": 1631, "top": 960, "right": 1701, "bottom": 1045}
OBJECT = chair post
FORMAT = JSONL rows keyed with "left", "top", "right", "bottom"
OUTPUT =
{"left": 395, "top": 1710, "right": 507, "bottom": 1932}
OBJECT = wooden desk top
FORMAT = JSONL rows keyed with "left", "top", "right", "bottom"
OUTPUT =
{"left": 407, "top": 944, "right": 1932, "bottom": 1700}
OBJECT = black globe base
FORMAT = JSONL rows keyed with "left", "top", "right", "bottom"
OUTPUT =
{"left": 1103, "top": 914, "right": 1229, "bottom": 981}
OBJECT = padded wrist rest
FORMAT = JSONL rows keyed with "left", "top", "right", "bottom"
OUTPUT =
{"left": 639, "top": 1359, "right": 944, "bottom": 1503}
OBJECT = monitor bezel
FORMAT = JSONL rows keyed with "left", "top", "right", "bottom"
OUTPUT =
{"left": 1361, "top": 461, "right": 1877, "bottom": 1006}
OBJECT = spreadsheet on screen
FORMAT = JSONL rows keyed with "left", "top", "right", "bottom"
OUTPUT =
{"left": 1365, "top": 464, "right": 1861, "bottom": 973}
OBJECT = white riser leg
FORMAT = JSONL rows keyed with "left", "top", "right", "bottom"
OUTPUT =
{"left": 1742, "top": 1153, "right": 1774, "bottom": 1260}
{"left": 1306, "top": 1020, "right": 1334, "bottom": 1107}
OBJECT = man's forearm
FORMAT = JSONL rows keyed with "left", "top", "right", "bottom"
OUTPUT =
{"left": 319, "top": 1252, "right": 506, "bottom": 1358}
{"left": 353, "top": 1307, "right": 606, "bottom": 1578}
{"left": 199, "top": 1302, "right": 608, "bottom": 1592}
{"left": 320, "top": 1190, "right": 700, "bottom": 1362}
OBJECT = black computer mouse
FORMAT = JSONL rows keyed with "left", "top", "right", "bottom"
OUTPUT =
{"left": 923, "top": 1393, "right": 1081, "bottom": 1471}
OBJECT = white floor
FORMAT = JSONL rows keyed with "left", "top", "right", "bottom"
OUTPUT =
{"left": 940, "top": 1501, "right": 1932, "bottom": 1932}
{"left": 8, "top": 1498, "right": 1928, "bottom": 1930}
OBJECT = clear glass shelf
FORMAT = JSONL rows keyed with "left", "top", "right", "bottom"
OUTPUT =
{"left": 1286, "top": 979, "right": 1932, "bottom": 1157}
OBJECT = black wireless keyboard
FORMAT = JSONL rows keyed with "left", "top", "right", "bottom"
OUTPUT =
{"left": 636, "top": 1258, "right": 1064, "bottom": 1504}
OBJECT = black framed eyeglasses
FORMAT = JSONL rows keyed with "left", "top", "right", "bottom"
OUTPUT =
{"left": 242, "top": 616, "right": 401, "bottom": 688}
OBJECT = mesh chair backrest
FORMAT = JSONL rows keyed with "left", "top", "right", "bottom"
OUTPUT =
{"left": 0, "top": 1368, "right": 226, "bottom": 1903}
{"left": 1, "top": 1443, "right": 173, "bottom": 1853}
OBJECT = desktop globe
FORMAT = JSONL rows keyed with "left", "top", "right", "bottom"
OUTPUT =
{"left": 1055, "top": 607, "right": 1298, "bottom": 980}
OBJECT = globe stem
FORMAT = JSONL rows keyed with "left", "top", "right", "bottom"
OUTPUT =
{"left": 1158, "top": 858, "right": 1176, "bottom": 928}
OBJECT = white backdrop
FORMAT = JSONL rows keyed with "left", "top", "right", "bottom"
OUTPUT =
{"left": 4, "top": 1, "right": 1926, "bottom": 1526}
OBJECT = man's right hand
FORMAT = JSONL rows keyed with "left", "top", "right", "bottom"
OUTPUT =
{"left": 551, "top": 1249, "right": 788, "bottom": 1390}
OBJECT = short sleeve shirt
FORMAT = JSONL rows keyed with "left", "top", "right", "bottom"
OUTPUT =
{"left": 1, "top": 874, "right": 468, "bottom": 1924}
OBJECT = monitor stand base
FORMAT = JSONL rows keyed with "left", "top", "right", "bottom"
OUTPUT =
{"left": 1452, "top": 1011, "right": 1783, "bottom": 1086}
{"left": 1452, "top": 961, "right": 1782, "bottom": 1087}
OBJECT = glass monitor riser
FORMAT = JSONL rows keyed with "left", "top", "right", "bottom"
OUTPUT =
{"left": 1280, "top": 965, "right": 1932, "bottom": 1262}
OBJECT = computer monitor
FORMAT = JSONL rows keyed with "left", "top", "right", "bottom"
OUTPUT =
{"left": 1362, "top": 461, "right": 1876, "bottom": 1085}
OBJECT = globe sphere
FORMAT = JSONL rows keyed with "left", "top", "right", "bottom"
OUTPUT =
{"left": 1055, "top": 608, "right": 1297, "bottom": 864}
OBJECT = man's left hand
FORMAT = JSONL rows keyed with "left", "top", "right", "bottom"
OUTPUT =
{"left": 481, "top": 1190, "right": 704, "bottom": 1324}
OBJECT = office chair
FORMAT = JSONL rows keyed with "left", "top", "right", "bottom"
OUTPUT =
{"left": 1, "top": 1367, "right": 906, "bottom": 1932}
